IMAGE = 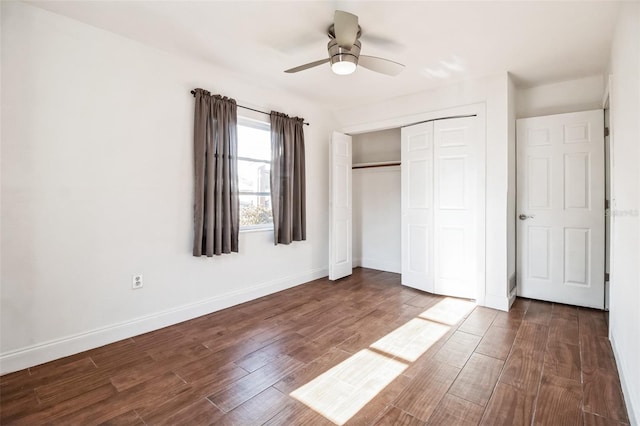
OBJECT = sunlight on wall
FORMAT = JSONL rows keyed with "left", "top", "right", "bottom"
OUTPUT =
{"left": 290, "top": 297, "right": 475, "bottom": 425}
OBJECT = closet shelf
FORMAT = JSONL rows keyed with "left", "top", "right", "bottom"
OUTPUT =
{"left": 352, "top": 161, "right": 401, "bottom": 169}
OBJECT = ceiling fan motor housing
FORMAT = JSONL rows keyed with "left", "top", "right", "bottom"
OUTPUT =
{"left": 328, "top": 39, "right": 361, "bottom": 69}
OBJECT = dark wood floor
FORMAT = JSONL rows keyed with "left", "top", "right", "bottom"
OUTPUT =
{"left": 0, "top": 268, "right": 629, "bottom": 425}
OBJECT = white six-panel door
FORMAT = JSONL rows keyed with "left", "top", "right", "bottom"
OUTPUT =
{"left": 401, "top": 122, "right": 435, "bottom": 292}
{"left": 433, "top": 118, "right": 481, "bottom": 298}
{"left": 516, "top": 110, "right": 605, "bottom": 308}
{"left": 401, "top": 117, "right": 481, "bottom": 299}
{"left": 329, "top": 131, "right": 353, "bottom": 280}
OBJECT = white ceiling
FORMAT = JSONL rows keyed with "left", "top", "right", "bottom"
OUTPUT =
{"left": 28, "top": 1, "right": 621, "bottom": 110}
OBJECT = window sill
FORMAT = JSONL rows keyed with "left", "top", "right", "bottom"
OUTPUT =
{"left": 240, "top": 226, "right": 273, "bottom": 234}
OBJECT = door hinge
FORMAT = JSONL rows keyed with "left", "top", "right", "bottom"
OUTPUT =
{"left": 605, "top": 127, "right": 610, "bottom": 137}
{"left": 605, "top": 272, "right": 610, "bottom": 282}
{"left": 605, "top": 199, "right": 610, "bottom": 209}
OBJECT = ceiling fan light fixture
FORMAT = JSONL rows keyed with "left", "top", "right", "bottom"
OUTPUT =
{"left": 328, "top": 38, "right": 360, "bottom": 75}
{"left": 331, "top": 59, "right": 357, "bottom": 75}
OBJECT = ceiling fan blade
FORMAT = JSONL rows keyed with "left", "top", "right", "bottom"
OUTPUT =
{"left": 334, "top": 10, "right": 359, "bottom": 49}
{"left": 284, "top": 58, "right": 330, "bottom": 73}
{"left": 358, "top": 55, "right": 405, "bottom": 76}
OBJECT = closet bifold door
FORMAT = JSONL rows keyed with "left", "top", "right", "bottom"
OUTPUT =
{"left": 401, "top": 122, "right": 435, "bottom": 293}
{"left": 433, "top": 117, "right": 479, "bottom": 299}
{"left": 401, "top": 116, "right": 480, "bottom": 299}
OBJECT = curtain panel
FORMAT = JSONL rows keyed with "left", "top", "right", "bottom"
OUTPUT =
{"left": 270, "top": 112, "right": 306, "bottom": 245}
{"left": 192, "top": 89, "right": 239, "bottom": 256}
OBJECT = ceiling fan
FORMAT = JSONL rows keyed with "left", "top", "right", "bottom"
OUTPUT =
{"left": 284, "top": 10, "right": 405, "bottom": 77}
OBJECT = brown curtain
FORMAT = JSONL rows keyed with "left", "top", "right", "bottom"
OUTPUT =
{"left": 192, "top": 89, "right": 239, "bottom": 256}
{"left": 270, "top": 112, "right": 306, "bottom": 245}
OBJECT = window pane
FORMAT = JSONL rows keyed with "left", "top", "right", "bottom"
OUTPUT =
{"left": 239, "top": 194, "right": 273, "bottom": 226}
{"left": 238, "top": 123, "right": 270, "bottom": 161}
{"left": 238, "top": 160, "right": 270, "bottom": 193}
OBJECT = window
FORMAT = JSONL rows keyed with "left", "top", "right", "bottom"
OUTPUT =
{"left": 237, "top": 117, "right": 272, "bottom": 230}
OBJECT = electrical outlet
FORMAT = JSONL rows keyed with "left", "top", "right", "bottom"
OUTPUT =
{"left": 132, "top": 274, "right": 143, "bottom": 289}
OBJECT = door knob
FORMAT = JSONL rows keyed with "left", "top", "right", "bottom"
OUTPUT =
{"left": 519, "top": 214, "right": 534, "bottom": 220}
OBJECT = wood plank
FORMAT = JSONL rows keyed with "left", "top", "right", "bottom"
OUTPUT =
{"left": 263, "top": 399, "right": 335, "bottom": 426}
{"left": 432, "top": 331, "right": 481, "bottom": 368}
{"left": 458, "top": 307, "right": 498, "bottom": 336}
{"left": 218, "top": 387, "right": 292, "bottom": 425}
{"left": 533, "top": 373, "right": 582, "bottom": 426}
{"left": 578, "top": 309, "right": 609, "bottom": 337}
{"left": 480, "top": 382, "right": 535, "bottom": 426}
{"left": 99, "top": 409, "right": 145, "bottom": 425}
{"left": 583, "top": 367, "right": 629, "bottom": 423}
{"left": 498, "top": 345, "right": 545, "bottom": 395}
{"left": 427, "top": 394, "right": 484, "bottom": 426}
{"left": 448, "top": 353, "right": 503, "bottom": 406}
{"left": 154, "top": 397, "right": 223, "bottom": 425}
{"left": 548, "top": 318, "right": 580, "bottom": 345}
{"left": 583, "top": 411, "right": 629, "bottom": 426}
{"left": 9, "top": 383, "right": 117, "bottom": 425}
{"left": 523, "top": 300, "right": 553, "bottom": 326}
{"left": 273, "top": 348, "right": 352, "bottom": 394}
{"left": 53, "top": 372, "right": 188, "bottom": 424}
{"left": 513, "top": 321, "right": 549, "bottom": 351}
{"left": 475, "top": 325, "right": 518, "bottom": 360}
{"left": 544, "top": 341, "right": 581, "bottom": 381}
{"left": 581, "top": 334, "right": 617, "bottom": 371}
{"left": 393, "top": 360, "right": 460, "bottom": 422}
{"left": 207, "top": 355, "right": 303, "bottom": 412}
{"left": 346, "top": 374, "right": 411, "bottom": 426}
{"left": 373, "top": 406, "right": 426, "bottom": 426}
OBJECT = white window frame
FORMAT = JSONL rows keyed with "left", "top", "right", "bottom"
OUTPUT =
{"left": 237, "top": 116, "right": 273, "bottom": 232}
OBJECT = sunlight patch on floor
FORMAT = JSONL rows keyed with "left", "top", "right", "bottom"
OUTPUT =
{"left": 419, "top": 297, "right": 476, "bottom": 325}
{"left": 290, "top": 296, "right": 477, "bottom": 425}
{"left": 370, "top": 318, "right": 449, "bottom": 362}
{"left": 290, "top": 349, "right": 408, "bottom": 425}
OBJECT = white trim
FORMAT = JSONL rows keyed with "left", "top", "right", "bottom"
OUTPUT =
{"left": 360, "top": 258, "right": 401, "bottom": 274}
{"left": 0, "top": 267, "right": 328, "bottom": 375}
{"left": 610, "top": 333, "right": 639, "bottom": 426}
{"left": 484, "top": 293, "right": 512, "bottom": 312}
{"left": 343, "top": 103, "right": 484, "bottom": 135}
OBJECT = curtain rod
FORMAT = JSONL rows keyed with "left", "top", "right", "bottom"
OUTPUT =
{"left": 190, "top": 90, "right": 309, "bottom": 126}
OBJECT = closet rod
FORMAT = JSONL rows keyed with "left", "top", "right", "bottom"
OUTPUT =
{"left": 190, "top": 90, "right": 309, "bottom": 126}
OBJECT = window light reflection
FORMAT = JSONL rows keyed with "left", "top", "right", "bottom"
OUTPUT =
{"left": 290, "top": 297, "right": 476, "bottom": 425}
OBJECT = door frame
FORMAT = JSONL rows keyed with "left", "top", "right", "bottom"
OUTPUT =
{"left": 602, "top": 75, "right": 613, "bottom": 311}
{"left": 343, "top": 103, "right": 487, "bottom": 306}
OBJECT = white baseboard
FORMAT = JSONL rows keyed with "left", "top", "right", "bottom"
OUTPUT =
{"left": 483, "top": 293, "right": 512, "bottom": 312}
{"left": 353, "top": 257, "right": 362, "bottom": 268}
{"left": 0, "top": 267, "right": 328, "bottom": 375}
{"left": 610, "top": 333, "right": 639, "bottom": 426}
{"left": 360, "top": 257, "right": 401, "bottom": 274}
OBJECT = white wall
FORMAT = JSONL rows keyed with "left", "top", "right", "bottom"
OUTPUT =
{"left": 0, "top": 2, "right": 335, "bottom": 373}
{"left": 608, "top": 3, "right": 640, "bottom": 424}
{"left": 353, "top": 166, "right": 401, "bottom": 274}
{"left": 337, "top": 74, "right": 511, "bottom": 311}
{"left": 352, "top": 128, "right": 401, "bottom": 164}
{"left": 516, "top": 74, "right": 605, "bottom": 118}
